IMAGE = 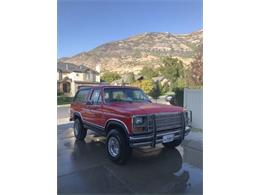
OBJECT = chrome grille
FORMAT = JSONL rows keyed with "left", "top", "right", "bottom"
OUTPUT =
{"left": 147, "top": 116, "right": 154, "bottom": 132}
{"left": 155, "top": 112, "right": 183, "bottom": 131}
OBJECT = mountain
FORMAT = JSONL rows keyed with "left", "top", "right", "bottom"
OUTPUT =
{"left": 59, "top": 30, "right": 203, "bottom": 74}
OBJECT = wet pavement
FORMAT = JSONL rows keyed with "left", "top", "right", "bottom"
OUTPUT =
{"left": 57, "top": 106, "right": 70, "bottom": 120}
{"left": 58, "top": 123, "right": 203, "bottom": 195}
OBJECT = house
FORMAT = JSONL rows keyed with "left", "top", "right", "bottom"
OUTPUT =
{"left": 57, "top": 62, "right": 101, "bottom": 96}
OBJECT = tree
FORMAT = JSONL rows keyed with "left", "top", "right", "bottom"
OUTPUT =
{"left": 160, "top": 83, "right": 170, "bottom": 94}
{"left": 149, "top": 81, "right": 161, "bottom": 101}
{"left": 188, "top": 44, "right": 203, "bottom": 86}
{"left": 159, "top": 57, "right": 185, "bottom": 90}
{"left": 140, "top": 66, "right": 159, "bottom": 79}
{"left": 101, "top": 71, "right": 121, "bottom": 83}
{"left": 132, "top": 79, "right": 153, "bottom": 94}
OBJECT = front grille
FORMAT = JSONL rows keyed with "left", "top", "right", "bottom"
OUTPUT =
{"left": 154, "top": 112, "right": 183, "bottom": 131}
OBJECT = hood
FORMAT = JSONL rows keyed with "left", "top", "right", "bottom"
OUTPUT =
{"left": 106, "top": 102, "right": 184, "bottom": 115}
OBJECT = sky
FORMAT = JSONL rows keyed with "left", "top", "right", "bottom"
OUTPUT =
{"left": 58, "top": 0, "right": 203, "bottom": 58}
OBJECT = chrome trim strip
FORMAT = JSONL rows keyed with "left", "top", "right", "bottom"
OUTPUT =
{"left": 130, "top": 141, "right": 152, "bottom": 147}
{"left": 129, "top": 135, "right": 154, "bottom": 141}
{"left": 84, "top": 120, "right": 105, "bottom": 129}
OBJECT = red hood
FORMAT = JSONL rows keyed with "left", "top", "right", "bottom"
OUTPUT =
{"left": 106, "top": 102, "right": 184, "bottom": 115}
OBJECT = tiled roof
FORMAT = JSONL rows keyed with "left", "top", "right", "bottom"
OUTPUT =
{"left": 57, "top": 62, "right": 99, "bottom": 74}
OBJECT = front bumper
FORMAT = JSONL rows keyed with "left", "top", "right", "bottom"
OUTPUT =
{"left": 185, "top": 125, "right": 192, "bottom": 136}
{"left": 129, "top": 126, "right": 191, "bottom": 148}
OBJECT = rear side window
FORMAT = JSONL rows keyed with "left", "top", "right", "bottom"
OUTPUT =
{"left": 74, "top": 89, "right": 91, "bottom": 103}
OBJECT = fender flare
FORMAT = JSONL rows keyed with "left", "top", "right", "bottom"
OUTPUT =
{"left": 73, "top": 112, "right": 83, "bottom": 122}
{"left": 105, "top": 120, "right": 129, "bottom": 138}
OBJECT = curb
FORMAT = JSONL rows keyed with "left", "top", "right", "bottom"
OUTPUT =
{"left": 57, "top": 104, "right": 70, "bottom": 108}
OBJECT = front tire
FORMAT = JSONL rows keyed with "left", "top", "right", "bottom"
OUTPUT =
{"left": 106, "top": 129, "right": 132, "bottom": 165}
{"left": 73, "top": 118, "right": 87, "bottom": 140}
{"left": 163, "top": 139, "right": 183, "bottom": 148}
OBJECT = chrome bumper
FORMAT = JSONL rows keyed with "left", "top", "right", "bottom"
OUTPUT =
{"left": 185, "top": 126, "right": 192, "bottom": 136}
{"left": 129, "top": 128, "right": 188, "bottom": 148}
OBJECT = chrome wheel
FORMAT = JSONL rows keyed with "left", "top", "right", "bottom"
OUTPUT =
{"left": 108, "top": 137, "right": 120, "bottom": 157}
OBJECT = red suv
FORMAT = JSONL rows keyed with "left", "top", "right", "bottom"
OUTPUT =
{"left": 70, "top": 85, "right": 192, "bottom": 164}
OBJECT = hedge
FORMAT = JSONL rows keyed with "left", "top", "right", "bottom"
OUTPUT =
{"left": 57, "top": 96, "right": 73, "bottom": 105}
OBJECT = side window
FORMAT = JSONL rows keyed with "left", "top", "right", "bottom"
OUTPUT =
{"left": 90, "top": 89, "right": 101, "bottom": 105}
{"left": 74, "top": 89, "right": 90, "bottom": 103}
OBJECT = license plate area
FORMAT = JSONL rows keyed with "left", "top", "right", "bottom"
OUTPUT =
{"left": 162, "top": 134, "right": 175, "bottom": 143}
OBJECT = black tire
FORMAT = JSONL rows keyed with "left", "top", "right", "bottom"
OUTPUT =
{"left": 163, "top": 139, "right": 183, "bottom": 148}
{"left": 73, "top": 118, "right": 87, "bottom": 140}
{"left": 106, "top": 129, "right": 132, "bottom": 165}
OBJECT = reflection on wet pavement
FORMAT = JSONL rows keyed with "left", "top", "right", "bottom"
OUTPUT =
{"left": 58, "top": 123, "right": 203, "bottom": 195}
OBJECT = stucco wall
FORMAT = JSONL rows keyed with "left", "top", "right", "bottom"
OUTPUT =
{"left": 184, "top": 88, "right": 203, "bottom": 129}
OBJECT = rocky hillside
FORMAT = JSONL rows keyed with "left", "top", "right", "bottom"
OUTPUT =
{"left": 59, "top": 30, "right": 202, "bottom": 74}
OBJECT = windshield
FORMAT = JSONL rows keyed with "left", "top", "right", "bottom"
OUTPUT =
{"left": 104, "top": 88, "right": 150, "bottom": 103}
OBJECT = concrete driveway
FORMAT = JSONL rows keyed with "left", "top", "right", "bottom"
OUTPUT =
{"left": 57, "top": 122, "right": 203, "bottom": 194}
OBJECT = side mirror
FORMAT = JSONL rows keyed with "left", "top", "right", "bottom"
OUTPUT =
{"left": 165, "top": 95, "right": 173, "bottom": 102}
{"left": 165, "top": 95, "right": 176, "bottom": 105}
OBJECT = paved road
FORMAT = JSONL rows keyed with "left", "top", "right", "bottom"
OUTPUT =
{"left": 58, "top": 123, "right": 203, "bottom": 194}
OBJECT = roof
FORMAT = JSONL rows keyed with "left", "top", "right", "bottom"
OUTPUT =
{"left": 135, "top": 75, "right": 144, "bottom": 80}
{"left": 57, "top": 62, "right": 99, "bottom": 74}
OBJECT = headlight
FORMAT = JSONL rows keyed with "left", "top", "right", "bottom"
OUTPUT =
{"left": 132, "top": 115, "right": 149, "bottom": 134}
{"left": 134, "top": 116, "right": 144, "bottom": 125}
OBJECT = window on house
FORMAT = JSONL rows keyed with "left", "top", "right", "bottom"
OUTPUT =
{"left": 85, "top": 73, "right": 90, "bottom": 80}
{"left": 63, "top": 82, "right": 71, "bottom": 93}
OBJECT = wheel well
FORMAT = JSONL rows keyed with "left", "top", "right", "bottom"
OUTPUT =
{"left": 105, "top": 122, "right": 128, "bottom": 138}
{"left": 73, "top": 114, "right": 82, "bottom": 122}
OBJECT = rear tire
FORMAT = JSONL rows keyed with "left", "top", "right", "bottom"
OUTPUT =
{"left": 163, "top": 139, "right": 183, "bottom": 148}
{"left": 106, "top": 129, "right": 132, "bottom": 165}
{"left": 73, "top": 118, "right": 87, "bottom": 140}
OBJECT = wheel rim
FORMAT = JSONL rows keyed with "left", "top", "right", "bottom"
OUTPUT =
{"left": 74, "top": 120, "right": 79, "bottom": 137}
{"left": 108, "top": 137, "right": 120, "bottom": 157}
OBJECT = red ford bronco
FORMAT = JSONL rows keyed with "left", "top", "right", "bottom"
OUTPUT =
{"left": 70, "top": 85, "right": 192, "bottom": 164}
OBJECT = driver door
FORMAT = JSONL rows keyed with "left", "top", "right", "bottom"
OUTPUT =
{"left": 87, "top": 89, "right": 104, "bottom": 129}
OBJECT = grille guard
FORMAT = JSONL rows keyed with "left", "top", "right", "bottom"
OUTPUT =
{"left": 129, "top": 112, "right": 192, "bottom": 148}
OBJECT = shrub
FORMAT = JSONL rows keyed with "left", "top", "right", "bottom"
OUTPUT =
{"left": 149, "top": 81, "right": 161, "bottom": 100}
{"left": 57, "top": 96, "right": 73, "bottom": 105}
{"left": 101, "top": 71, "right": 121, "bottom": 83}
{"left": 174, "top": 88, "right": 184, "bottom": 107}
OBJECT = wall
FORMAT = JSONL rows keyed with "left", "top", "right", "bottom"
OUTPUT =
{"left": 95, "top": 64, "right": 101, "bottom": 82}
{"left": 184, "top": 88, "right": 203, "bottom": 129}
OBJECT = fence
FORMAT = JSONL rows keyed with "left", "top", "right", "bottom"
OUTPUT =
{"left": 183, "top": 88, "right": 203, "bottom": 129}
